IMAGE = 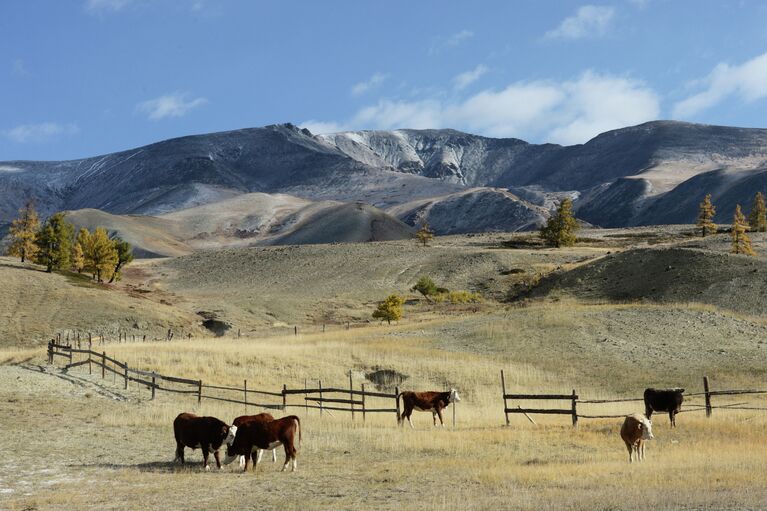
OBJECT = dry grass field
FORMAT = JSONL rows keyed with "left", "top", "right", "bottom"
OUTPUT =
{"left": 3, "top": 228, "right": 767, "bottom": 510}
{"left": 3, "top": 298, "right": 767, "bottom": 510}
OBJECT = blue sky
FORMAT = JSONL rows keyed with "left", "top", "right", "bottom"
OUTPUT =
{"left": 3, "top": 0, "right": 767, "bottom": 161}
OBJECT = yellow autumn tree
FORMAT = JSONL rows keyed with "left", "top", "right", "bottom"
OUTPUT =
{"left": 84, "top": 227, "right": 118, "bottom": 282}
{"left": 7, "top": 201, "right": 40, "bottom": 263}
{"left": 540, "top": 198, "right": 579, "bottom": 247}
{"left": 731, "top": 204, "right": 756, "bottom": 256}
{"left": 748, "top": 192, "right": 767, "bottom": 232}
{"left": 415, "top": 222, "right": 434, "bottom": 247}
{"left": 372, "top": 294, "right": 404, "bottom": 325}
{"left": 697, "top": 194, "right": 717, "bottom": 237}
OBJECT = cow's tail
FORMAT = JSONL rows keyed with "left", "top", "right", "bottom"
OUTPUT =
{"left": 293, "top": 415, "right": 301, "bottom": 447}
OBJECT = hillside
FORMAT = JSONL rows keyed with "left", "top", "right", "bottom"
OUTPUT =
{"left": 0, "top": 257, "right": 202, "bottom": 345}
{"left": 526, "top": 232, "right": 767, "bottom": 316}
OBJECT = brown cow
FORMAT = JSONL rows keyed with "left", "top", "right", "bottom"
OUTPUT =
{"left": 397, "top": 389, "right": 460, "bottom": 428}
{"left": 226, "top": 415, "right": 301, "bottom": 472}
{"left": 173, "top": 412, "right": 230, "bottom": 470}
{"left": 228, "top": 413, "right": 277, "bottom": 466}
{"left": 620, "top": 413, "right": 654, "bottom": 463}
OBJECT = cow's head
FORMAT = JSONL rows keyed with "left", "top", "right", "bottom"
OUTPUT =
{"left": 639, "top": 416, "right": 654, "bottom": 440}
{"left": 224, "top": 424, "right": 238, "bottom": 446}
{"left": 449, "top": 388, "right": 461, "bottom": 403}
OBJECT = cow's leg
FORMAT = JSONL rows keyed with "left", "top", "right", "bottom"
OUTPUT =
{"left": 625, "top": 442, "right": 633, "bottom": 463}
{"left": 669, "top": 410, "right": 675, "bottom": 428}
{"left": 213, "top": 449, "right": 222, "bottom": 470}
{"left": 645, "top": 407, "right": 653, "bottom": 420}
{"left": 432, "top": 411, "right": 437, "bottom": 426}
{"left": 272, "top": 448, "right": 277, "bottom": 463}
{"left": 256, "top": 449, "right": 264, "bottom": 465}
{"left": 238, "top": 455, "right": 245, "bottom": 468}
{"left": 202, "top": 447, "right": 211, "bottom": 471}
{"left": 436, "top": 408, "right": 445, "bottom": 427}
{"left": 175, "top": 442, "right": 185, "bottom": 464}
{"left": 281, "top": 444, "right": 290, "bottom": 472}
{"left": 253, "top": 448, "right": 261, "bottom": 471}
{"left": 640, "top": 440, "right": 645, "bottom": 461}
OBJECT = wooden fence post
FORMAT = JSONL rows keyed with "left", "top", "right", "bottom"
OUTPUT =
{"left": 244, "top": 379, "right": 248, "bottom": 411}
{"left": 395, "top": 386, "right": 400, "bottom": 425}
{"left": 304, "top": 378, "right": 308, "bottom": 414}
{"left": 124, "top": 363, "right": 129, "bottom": 390}
{"left": 294, "top": 326, "right": 297, "bottom": 336}
{"left": 361, "top": 383, "right": 366, "bottom": 423}
{"left": 282, "top": 384, "right": 288, "bottom": 410}
{"left": 68, "top": 347, "right": 73, "bottom": 366}
{"left": 102, "top": 352, "right": 106, "bottom": 379}
{"left": 501, "top": 370, "right": 509, "bottom": 426}
{"left": 704, "top": 376, "right": 712, "bottom": 418}
{"left": 319, "top": 380, "right": 323, "bottom": 416}
{"left": 47, "top": 341, "right": 52, "bottom": 365}
{"left": 571, "top": 389, "right": 578, "bottom": 427}
{"left": 197, "top": 380, "right": 202, "bottom": 404}
{"left": 349, "top": 371, "right": 355, "bottom": 420}
{"left": 88, "top": 350, "right": 92, "bottom": 375}
{"left": 151, "top": 373, "right": 156, "bottom": 400}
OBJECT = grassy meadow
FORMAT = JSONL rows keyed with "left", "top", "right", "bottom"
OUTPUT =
{"left": 3, "top": 298, "right": 767, "bottom": 510}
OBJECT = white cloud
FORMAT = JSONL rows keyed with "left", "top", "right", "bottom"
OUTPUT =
{"left": 299, "top": 120, "right": 346, "bottom": 135}
{"left": 452, "top": 65, "right": 489, "bottom": 90}
{"left": 85, "top": 0, "right": 131, "bottom": 12}
{"left": 429, "top": 29, "right": 474, "bottom": 55}
{"left": 308, "top": 71, "right": 659, "bottom": 145}
{"left": 3, "top": 122, "right": 79, "bottom": 143}
{"left": 673, "top": 51, "right": 767, "bottom": 118}
{"left": 545, "top": 5, "right": 615, "bottom": 40}
{"left": 136, "top": 92, "right": 208, "bottom": 121}
{"left": 351, "top": 72, "right": 388, "bottom": 97}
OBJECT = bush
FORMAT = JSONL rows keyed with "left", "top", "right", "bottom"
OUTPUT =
{"left": 372, "top": 294, "right": 404, "bottom": 324}
{"left": 433, "top": 290, "right": 483, "bottom": 304}
{"left": 411, "top": 276, "right": 438, "bottom": 298}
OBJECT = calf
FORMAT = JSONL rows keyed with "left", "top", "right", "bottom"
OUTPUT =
{"left": 620, "top": 414, "right": 654, "bottom": 463}
{"left": 644, "top": 388, "right": 684, "bottom": 427}
{"left": 397, "top": 389, "right": 460, "bottom": 428}
{"left": 226, "top": 415, "right": 301, "bottom": 472}
{"left": 173, "top": 412, "right": 231, "bottom": 470}
{"left": 227, "top": 413, "right": 277, "bottom": 466}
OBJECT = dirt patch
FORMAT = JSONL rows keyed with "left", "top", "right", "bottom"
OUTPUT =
{"left": 365, "top": 368, "right": 408, "bottom": 391}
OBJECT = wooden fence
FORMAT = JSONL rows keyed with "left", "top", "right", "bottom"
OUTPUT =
{"left": 500, "top": 370, "right": 767, "bottom": 426}
{"left": 48, "top": 341, "right": 400, "bottom": 422}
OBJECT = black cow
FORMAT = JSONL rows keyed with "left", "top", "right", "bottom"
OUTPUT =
{"left": 644, "top": 388, "right": 684, "bottom": 427}
{"left": 173, "top": 412, "right": 231, "bottom": 470}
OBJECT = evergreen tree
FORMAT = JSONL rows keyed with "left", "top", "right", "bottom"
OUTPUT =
{"left": 748, "top": 192, "right": 767, "bottom": 232}
{"left": 84, "top": 227, "right": 118, "bottom": 282}
{"left": 7, "top": 200, "right": 40, "bottom": 262}
{"left": 540, "top": 198, "right": 579, "bottom": 248}
{"left": 731, "top": 204, "right": 756, "bottom": 256}
{"left": 108, "top": 238, "right": 134, "bottom": 283}
{"left": 372, "top": 294, "right": 404, "bottom": 325}
{"left": 35, "top": 212, "right": 74, "bottom": 272}
{"left": 415, "top": 222, "right": 434, "bottom": 247}
{"left": 697, "top": 193, "right": 717, "bottom": 237}
{"left": 72, "top": 228, "right": 90, "bottom": 273}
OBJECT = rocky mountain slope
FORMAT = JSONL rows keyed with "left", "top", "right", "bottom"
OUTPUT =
{"left": 3, "top": 120, "right": 767, "bottom": 241}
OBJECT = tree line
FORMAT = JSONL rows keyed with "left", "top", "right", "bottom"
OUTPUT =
{"left": 6, "top": 201, "right": 134, "bottom": 282}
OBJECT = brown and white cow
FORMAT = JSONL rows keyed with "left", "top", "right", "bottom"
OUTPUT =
{"left": 397, "top": 389, "right": 460, "bottom": 428}
{"left": 173, "top": 412, "right": 231, "bottom": 470}
{"left": 620, "top": 413, "right": 654, "bottom": 463}
{"left": 228, "top": 413, "right": 277, "bottom": 467}
{"left": 225, "top": 415, "right": 301, "bottom": 472}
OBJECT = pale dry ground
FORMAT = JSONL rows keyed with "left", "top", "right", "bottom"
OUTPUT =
{"left": 3, "top": 301, "right": 767, "bottom": 510}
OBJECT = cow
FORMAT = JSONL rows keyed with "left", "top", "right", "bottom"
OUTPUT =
{"left": 230, "top": 413, "right": 277, "bottom": 467}
{"left": 397, "top": 389, "right": 460, "bottom": 428}
{"left": 620, "top": 414, "right": 654, "bottom": 463}
{"left": 225, "top": 415, "right": 301, "bottom": 472}
{"left": 644, "top": 388, "right": 684, "bottom": 427}
{"left": 173, "top": 412, "right": 231, "bottom": 471}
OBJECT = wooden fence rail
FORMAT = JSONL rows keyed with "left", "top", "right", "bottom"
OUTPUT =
{"left": 47, "top": 341, "right": 404, "bottom": 424}
{"left": 501, "top": 371, "right": 767, "bottom": 426}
